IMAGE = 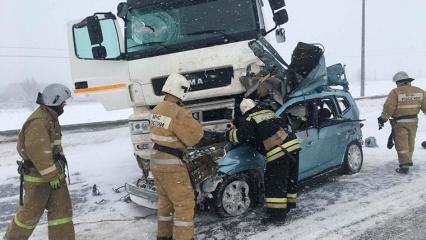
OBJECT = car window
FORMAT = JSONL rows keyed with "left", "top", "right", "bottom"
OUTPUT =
{"left": 316, "top": 97, "right": 340, "bottom": 127}
{"left": 282, "top": 101, "right": 315, "bottom": 132}
{"left": 336, "top": 96, "right": 351, "bottom": 114}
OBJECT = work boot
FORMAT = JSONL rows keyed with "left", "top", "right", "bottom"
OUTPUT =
{"left": 261, "top": 210, "right": 287, "bottom": 225}
{"left": 157, "top": 236, "right": 172, "bottom": 240}
{"left": 395, "top": 166, "right": 409, "bottom": 174}
{"left": 287, "top": 203, "right": 296, "bottom": 213}
{"left": 261, "top": 215, "right": 286, "bottom": 225}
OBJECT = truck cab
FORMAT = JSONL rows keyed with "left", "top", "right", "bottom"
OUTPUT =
{"left": 68, "top": 0, "right": 289, "bottom": 164}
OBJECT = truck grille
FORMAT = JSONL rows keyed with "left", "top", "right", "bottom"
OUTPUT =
{"left": 151, "top": 67, "right": 233, "bottom": 96}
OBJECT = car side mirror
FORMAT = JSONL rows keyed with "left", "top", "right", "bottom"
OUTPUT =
{"left": 85, "top": 16, "right": 103, "bottom": 45}
{"left": 273, "top": 9, "right": 289, "bottom": 26}
{"left": 269, "top": 0, "right": 285, "bottom": 10}
{"left": 275, "top": 28, "right": 286, "bottom": 43}
{"left": 117, "top": 2, "right": 130, "bottom": 20}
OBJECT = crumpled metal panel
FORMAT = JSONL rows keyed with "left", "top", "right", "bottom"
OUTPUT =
{"left": 327, "top": 63, "right": 349, "bottom": 91}
{"left": 188, "top": 144, "right": 224, "bottom": 185}
{"left": 288, "top": 56, "right": 328, "bottom": 97}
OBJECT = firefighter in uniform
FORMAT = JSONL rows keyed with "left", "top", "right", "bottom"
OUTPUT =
{"left": 378, "top": 72, "right": 426, "bottom": 174}
{"left": 149, "top": 73, "right": 204, "bottom": 240}
{"left": 4, "top": 84, "right": 74, "bottom": 240}
{"left": 226, "top": 98, "right": 301, "bottom": 224}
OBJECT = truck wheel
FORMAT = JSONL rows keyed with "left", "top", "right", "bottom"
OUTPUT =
{"left": 213, "top": 174, "right": 255, "bottom": 218}
{"left": 422, "top": 141, "right": 426, "bottom": 149}
{"left": 342, "top": 141, "right": 363, "bottom": 174}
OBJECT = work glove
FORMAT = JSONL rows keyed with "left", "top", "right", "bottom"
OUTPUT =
{"left": 377, "top": 116, "right": 386, "bottom": 130}
{"left": 49, "top": 174, "right": 65, "bottom": 190}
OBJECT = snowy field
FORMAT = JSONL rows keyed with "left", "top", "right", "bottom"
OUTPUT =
{"left": 0, "top": 81, "right": 425, "bottom": 239}
{"left": 0, "top": 100, "right": 132, "bottom": 132}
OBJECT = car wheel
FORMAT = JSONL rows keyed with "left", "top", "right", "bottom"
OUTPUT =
{"left": 213, "top": 174, "right": 255, "bottom": 218}
{"left": 343, "top": 141, "right": 363, "bottom": 174}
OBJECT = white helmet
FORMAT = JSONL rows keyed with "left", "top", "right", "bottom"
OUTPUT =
{"left": 162, "top": 73, "right": 190, "bottom": 100}
{"left": 240, "top": 98, "right": 256, "bottom": 114}
{"left": 37, "top": 84, "right": 72, "bottom": 106}
{"left": 393, "top": 71, "right": 414, "bottom": 83}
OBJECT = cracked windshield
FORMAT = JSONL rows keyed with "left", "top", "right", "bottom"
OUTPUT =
{"left": 126, "top": 0, "right": 258, "bottom": 58}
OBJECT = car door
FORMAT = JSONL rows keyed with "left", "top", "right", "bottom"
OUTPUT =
{"left": 315, "top": 96, "right": 349, "bottom": 171}
{"left": 280, "top": 99, "right": 321, "bottom": 180}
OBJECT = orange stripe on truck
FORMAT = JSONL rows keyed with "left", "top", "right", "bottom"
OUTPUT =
{"left": 74, "top": 83, "right": 127, "bottom": 93}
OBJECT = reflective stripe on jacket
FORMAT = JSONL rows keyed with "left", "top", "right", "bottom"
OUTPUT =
{"left": 150, "top": 97, "right": 204, "bottom": 161}
{"left": 266, "top": 138, "right": 301, "bottom": 162}
{"left": 381, "top": 83, "right": 426, "bottom": 121}
{"left": 16, "top": 105, "right": 64, "bottom": 181}
{"left": 226, "top": 105, "right": 299, "bottom": 158}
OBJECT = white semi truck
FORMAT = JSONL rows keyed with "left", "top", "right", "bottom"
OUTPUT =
{"left": 68, "top": 0, "right": 289, "bottom": 207}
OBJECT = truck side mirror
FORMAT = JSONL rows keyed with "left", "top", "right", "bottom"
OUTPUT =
{"left": 269, "top": 0, "right": 285, "bottom": 10}
{"left": 273, "top": 9, "right": 288, "bottom": 26}
{"left": 117, "top": 2, "right": 130, "bottom": 20}
{"left": 92, "top": 46, "right": 107, "bottom": 59}
{"left": 86, "top": 16, "right": 103, "bottom": 45}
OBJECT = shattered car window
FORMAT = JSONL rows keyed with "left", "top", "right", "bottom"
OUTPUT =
{"left": 336, "top": 96, "right": 351, "bottom": 114}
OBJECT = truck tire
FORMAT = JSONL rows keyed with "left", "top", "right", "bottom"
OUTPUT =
{"left": 422, "top": 141, "right": 426, "bottom": 149}
{"left": 342, "top": 141, "right": 363, "bottom": 174}
{"left": 213, "top": 174, "right": 256, "bottom": 218}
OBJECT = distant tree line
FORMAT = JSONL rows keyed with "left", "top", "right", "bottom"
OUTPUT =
{"left": 0, "top": 77, "right": 40, "bottom": 110}
{"left": 0, "top": 79, "right": 94, "bottom": 110}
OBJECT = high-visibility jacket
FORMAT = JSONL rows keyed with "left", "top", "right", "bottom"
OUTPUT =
{"left": 150, "top": 97, "right": 204, "bottom": 161}
{"left": 381, "top": 83, "right": 426, "bottom": 122}
{"left": 226, "top": 105, "right": 301, "bottom": 162}
{"left": 16, "top": 105, "right": 65, "bottom": 181}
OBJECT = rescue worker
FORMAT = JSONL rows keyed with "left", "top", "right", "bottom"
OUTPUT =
{"left": 149, "top": 73, "right": 204, "bottom": 240}
{"left": 4, "top": 84, "right": 74, "bottom": 240}
{"left": 378, "top": 71, "right": 426, "bottom": 174}
{"left": 226, "top": 98, "right": 301, "bottom": 224}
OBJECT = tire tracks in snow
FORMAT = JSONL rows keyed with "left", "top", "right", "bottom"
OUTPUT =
{"left": 250, "top": 171, "right": 426, "bottom": 240}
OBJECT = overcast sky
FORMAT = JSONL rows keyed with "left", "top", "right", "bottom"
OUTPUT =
{"left": 0, "top": 0, "right": 425, "bottom": 93}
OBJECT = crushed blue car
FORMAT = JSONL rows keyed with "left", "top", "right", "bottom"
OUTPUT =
{"left": 126, "top": 39, "right": 364, "bottom": 217}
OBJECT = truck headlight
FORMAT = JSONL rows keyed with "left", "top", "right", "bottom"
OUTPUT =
{"left": 129, "top": 120, "right": 150, "bottom": 135}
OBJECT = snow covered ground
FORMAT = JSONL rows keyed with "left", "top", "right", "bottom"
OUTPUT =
{"left": 0, "top": 81, "right": 425, "bottom": 239}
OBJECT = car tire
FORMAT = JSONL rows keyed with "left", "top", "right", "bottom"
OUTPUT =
{"left": 342, "top": 141, "right": 363, "bottom": 174}
{"left": 213, "top": 173, "right": 256, "bottom": 218}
